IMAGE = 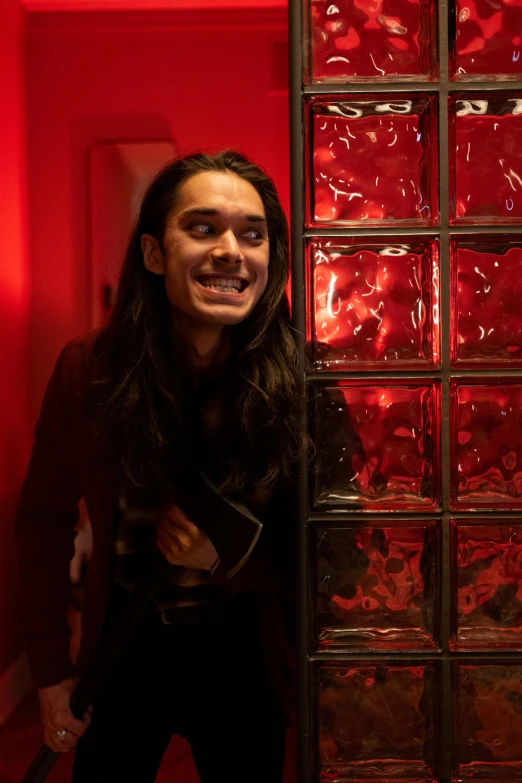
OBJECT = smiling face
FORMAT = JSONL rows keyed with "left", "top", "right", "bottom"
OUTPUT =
{"left": 141, "top": 171, "right": 270, "bottom": 334}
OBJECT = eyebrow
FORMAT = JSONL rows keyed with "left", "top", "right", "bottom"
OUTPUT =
{"left": 178, "top": 207, "right": 267, "bottom": 224}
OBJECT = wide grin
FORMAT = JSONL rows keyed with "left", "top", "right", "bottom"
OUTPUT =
{"left": 196, "top": 276, "right": 248, "bottom": 294}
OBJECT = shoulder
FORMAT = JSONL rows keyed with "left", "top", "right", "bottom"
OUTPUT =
{"left": 61, "top": 329, "right": 99, "bottom": 362}
{"left": 55, "top": 329, "right": 101, "bottom": 396}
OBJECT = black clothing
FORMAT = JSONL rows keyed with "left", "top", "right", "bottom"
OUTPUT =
{"left": 72, "top": 584, "right": 287, "bottom": 783}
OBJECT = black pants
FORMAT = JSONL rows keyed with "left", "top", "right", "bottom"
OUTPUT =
{"left": 72, "top": 587, "right": 286, "bottom": 783}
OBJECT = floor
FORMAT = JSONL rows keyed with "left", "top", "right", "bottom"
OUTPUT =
{"left": 0, "top": 690, "right": 296, "bottom": 783}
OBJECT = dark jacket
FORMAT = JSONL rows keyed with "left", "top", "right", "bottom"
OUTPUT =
{"left": 15, "top": 334, "right": 296, "bottom": 721}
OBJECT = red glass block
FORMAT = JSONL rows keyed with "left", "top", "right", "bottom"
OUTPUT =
{"left": 451, "top": 0, "right": 522, "bottom": 81}
{"left": 451, "top": 236, "right": 522, "bottom": 367}
{"left": 449, "top": 93, "right": 522, "bottom": 224}
{"left": 309, "top": 95, "right": 439, "bottom": 227}
{"left": 451, "top": 381, "right": 522, "bottom": 510}
{"left": 317, "top": 661, "right": 440, "bottom": 781}
{"left": 315, "top": 522, "right": 440, "bottom": 650}
{"left": 313, "top": 380, "right": 441, "bottom": 511}
{"left": 451, "top": 519, "right": 522, "bottom": 650}
{"left": 308, "top": 237, "right": 440, "bottom": 371}
{"left": 308, "top": 0, "right": 438, "bottom": 83}
{"left": 453, "top": 662, "right": 522, "bottom": 781}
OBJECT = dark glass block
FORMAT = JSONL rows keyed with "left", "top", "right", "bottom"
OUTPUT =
{"left": 317, "top": 661, "right": 440, "bottom": 781}
{"left": 308, "top": 237, "right": 440, "bottom": 370}
{"left": 313, "top": 380, "right": 441, "bottom": 511}
{"left": 309, "top": 95, "right": 439, "bottom": 227}
{"left": 449, "top": 93, "right": 522, "bottom": 224}
{"left": 308, "top": 0, "right": 438, "bottom": 83}
{"left": 453, "top": 663, "right": 522, "bottom": 781}
{"left": 314, "top": 522, "right": 440, "bottom": 650}
{"left": 451, "top": 236, "right": 522, "bottom": 367}
{"left": 450, "top": 0, "right": 522, "bottom": 81}
{"left": 451, "top": 520, "right": 522, "bottom": 650}
{"left": 451, "top": 381, "right": 522, "bottom": 510}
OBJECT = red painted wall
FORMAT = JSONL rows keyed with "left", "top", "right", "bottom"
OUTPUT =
{"left": 0, "top": 0, "right": 31, "bottom": 677}
{"left": 25, "top": 7, "right": 289, "bottom": 422}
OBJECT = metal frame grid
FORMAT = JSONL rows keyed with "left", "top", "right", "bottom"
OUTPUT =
{"left": 289, "top": 1, "right": 522, "bottom": 781}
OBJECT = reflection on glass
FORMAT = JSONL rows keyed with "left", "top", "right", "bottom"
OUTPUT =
{"left": 313, "top": 381, "right": 441, "bottom": 511}
{"left": 453, "top": 663, "right": 522, "bottom": 781}
{"left": 315, "top": 523, "right": 440, "bottom": 650}
{"left": 451, "top": 0, "right": 522, "bottom": 81}
{"left": 449, "top": 94, "right": 522, "bottom": 224}
{"left": 309, "top": 95, "right": 439, "bottom": 226}
{"left": 451, "top": 520, "right": 522, "bottom": 650}
{"left": 308, "top": 0, "right": 438, "bottom": 82}
{"left": 451, "top": 381, "right": 522, "bottom": 510}
{"left": 451, "top": 237, "right": 522, "bottom": 367}
{"left": 317, "top": 662, "right": 440, "bottom": 781}
{"left": 309, "top": 238, "right": 440, "bottom": 370}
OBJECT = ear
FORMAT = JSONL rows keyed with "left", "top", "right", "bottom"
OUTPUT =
{"left": 141, "top": 234, "right": 166, "bottom": 276}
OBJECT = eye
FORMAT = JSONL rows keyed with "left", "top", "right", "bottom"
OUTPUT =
{"left": 190, "top": 223, "right": 215, "bottom": 235}
{"left": 243, "top": 229, "right": 265, "bottom": 241}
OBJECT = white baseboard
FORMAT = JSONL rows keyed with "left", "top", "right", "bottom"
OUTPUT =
{"left": 0, "top": 654, "right": 32, "bottom": 727}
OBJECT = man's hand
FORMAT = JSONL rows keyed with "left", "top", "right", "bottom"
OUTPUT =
{"left": 156, "top": 504, "right": 219, "bottom": 572}
{"left": 38, "top": 677, "right": 92, "bottom": 752}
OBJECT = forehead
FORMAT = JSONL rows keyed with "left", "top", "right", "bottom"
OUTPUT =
{"left": 172, "top": 171, "right": 266, "bottom": 218}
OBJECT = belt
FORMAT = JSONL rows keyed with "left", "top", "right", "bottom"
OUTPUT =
{"left": 157, "top": 590, "right": 257, "bottom": 627}
{"left": 155, "top": 583, "right": 226, "bottom": 604}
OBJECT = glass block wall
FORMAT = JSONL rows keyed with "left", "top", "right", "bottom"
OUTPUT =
{"left": 289, "top": 1, "right": 522, "bottom": 781}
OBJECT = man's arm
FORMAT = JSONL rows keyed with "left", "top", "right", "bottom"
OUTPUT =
{"left": 15, "top": 345, "right": 83, "bottom": 688}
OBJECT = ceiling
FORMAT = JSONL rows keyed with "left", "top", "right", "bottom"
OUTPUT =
{"left": 22, "top": 0, "right": 285, "bottom": 10}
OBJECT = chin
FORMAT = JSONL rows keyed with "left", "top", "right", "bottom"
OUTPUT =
{"left": 202, "top": 310, "right": 250, "bottom": 326}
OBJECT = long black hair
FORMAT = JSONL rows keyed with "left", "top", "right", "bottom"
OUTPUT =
{"left": 84, "top": 150, "right": 302, "bottom": 498}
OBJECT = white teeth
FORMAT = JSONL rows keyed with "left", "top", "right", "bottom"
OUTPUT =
{"left": 198, "top": 277, "right": 244, "bottom": 292}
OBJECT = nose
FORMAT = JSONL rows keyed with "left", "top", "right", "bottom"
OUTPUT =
{"left": 212, "top": 230, "right": 242, "bottom": 263}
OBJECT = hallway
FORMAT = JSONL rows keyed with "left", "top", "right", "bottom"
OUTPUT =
{"left": 1, "top": 1, "right": 291, "bottom": 778}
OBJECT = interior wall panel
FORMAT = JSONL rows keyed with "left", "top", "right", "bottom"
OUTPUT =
{"left": 0, "top": 0, "right": 31, "bottom": 679}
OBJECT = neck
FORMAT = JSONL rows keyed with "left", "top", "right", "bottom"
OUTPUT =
{"left": 178, "top": 319, "right": 232, "bottom": 372}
